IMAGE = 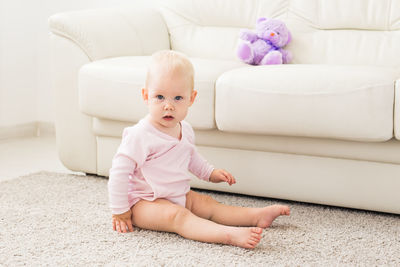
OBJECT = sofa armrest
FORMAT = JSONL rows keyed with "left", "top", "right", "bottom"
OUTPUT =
{"left": 395, "top": 78, "right": 400, "bottom": 140}
{"left": 49, "top": 4, "right": 170, "bottom": 61}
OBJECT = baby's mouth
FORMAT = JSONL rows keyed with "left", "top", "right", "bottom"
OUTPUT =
{"left": 163, "top": 115, "right": 174, "bottom": 121}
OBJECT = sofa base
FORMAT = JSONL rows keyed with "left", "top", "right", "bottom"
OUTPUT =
{"left": 97, "top": 136, "right": 400, "bottom": 214}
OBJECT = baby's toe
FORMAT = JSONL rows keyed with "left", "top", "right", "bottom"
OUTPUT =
{"left": 248, "top": 241, "right": 257, "bottom": 248}
{"left": 251, "top": 227, "right": 263, "bottom": 234}
{"left": 250, "top": 236, "right": 260, "bottom": 243}
{"left": 283, "top": 206, "right": 290, "bottom": 215}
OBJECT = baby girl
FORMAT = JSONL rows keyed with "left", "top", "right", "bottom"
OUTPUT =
{"left": 108, "top": 50, "right": 290, "bottom": 249}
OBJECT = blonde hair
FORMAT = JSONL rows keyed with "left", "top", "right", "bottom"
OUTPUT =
{"left": 145, "top": 50, "right": 194, "bottom": 91}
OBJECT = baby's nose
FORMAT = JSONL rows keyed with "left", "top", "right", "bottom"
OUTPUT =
{"left": 164, "top": 102, "right": 174, "bottom": 110}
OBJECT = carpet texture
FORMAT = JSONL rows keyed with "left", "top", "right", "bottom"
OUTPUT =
{"left": 0, "top": 172, "right": 399, "bottom": 266}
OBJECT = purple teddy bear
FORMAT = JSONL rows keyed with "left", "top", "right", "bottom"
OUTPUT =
{"left": 237, "top": 17, "right": 292, "bottom": 65}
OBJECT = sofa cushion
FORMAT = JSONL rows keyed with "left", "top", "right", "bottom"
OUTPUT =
{"left": 395, "top": 79, "right": 400, "bottom": 140}
{"left": 79, "top": 56, "right": 245, "bottom": 129}
{"left": 216, "top": 65, "right": 397, "bottom": 142}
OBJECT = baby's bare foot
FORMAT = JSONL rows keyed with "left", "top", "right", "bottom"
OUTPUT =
{"left": 227, "top": 227, "right": 263, "bottom": 249}
{"left": 255, "top": 205, "right": 290, "bottom": 228}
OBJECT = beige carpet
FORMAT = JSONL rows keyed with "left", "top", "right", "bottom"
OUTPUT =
{"left": 0, "top": 172, "right": 399, "bottom": 266}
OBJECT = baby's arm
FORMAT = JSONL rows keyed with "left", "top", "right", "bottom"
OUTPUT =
{"left": 188, "top": 148, "right": 214, "bottom": 181}
{"left": 189, "top": 149, "right": 236, "bottom": 186}
{"left": 108, "top": 154, "right": 136, "bottom": 233}
{"left": 108, "top": 126, "right": 149, "bottom": 233}
{"left": 185, "top": 121, "right": 235, "bottom": 185}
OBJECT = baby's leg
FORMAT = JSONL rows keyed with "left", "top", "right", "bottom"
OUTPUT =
{"left": 186, "top": 191, "right": 290, "bottom": 228}
{"left": 131, "top": 198, "right": 263, "bottom": 249}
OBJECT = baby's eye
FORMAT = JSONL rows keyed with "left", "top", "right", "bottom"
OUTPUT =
{"left": 156, "top": 95, "right": 164, "bottom": 100}
{"left": 175, "top": 96, "right": 183, "bottom": 101}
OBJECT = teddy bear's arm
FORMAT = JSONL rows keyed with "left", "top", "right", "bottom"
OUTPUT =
{"left": 279, "top": 48, "right": 292, "bottom": 64}
{"left": 238, "top": 29, "right": 258, "bottom": 43}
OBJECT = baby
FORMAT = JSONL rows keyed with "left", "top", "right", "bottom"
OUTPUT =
{"left": 108, "top": 50, "right": 290, "bottom": 249}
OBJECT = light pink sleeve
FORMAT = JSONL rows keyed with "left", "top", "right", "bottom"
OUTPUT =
{"left": 108, "top": 126, "right": 148, "bottom": 214}
{"left": 189, "top": 149, "right": 214, "bottom": 181}
{"left": 184, "top": 122, "right": 214, "bottom": 181}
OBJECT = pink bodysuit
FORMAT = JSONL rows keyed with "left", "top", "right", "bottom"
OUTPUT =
{"left": 108, "top": 116, "right": 214, "bottom": 214}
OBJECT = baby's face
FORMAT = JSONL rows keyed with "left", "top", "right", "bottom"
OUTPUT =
{"left": 142, "top": 69, "right": 196, "bottom": 131}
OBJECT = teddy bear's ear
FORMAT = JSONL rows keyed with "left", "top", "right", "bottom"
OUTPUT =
{"left": 287, "top": 30, "right": 292, "bottom": 44}
{"left": 256, "top": 17, "right": 267, "bottom": 24}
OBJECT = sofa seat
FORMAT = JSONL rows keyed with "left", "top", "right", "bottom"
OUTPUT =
{"left": 79, "top": 56, "right": 245, "bottom": 130}
{"left": 80, "top": 59, "right": 397, "bottom": 142}
{"left": 216, "top": 65, "right": 398, "bottom": 142}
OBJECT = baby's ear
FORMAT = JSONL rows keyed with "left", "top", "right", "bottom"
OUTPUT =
{"left": 142, "top": 88, "right": 149, "bottom": 103}
{"left": 190, "top": 90, "right": 198, "bottom": 106}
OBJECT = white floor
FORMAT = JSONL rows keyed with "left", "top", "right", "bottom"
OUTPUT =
{"left": 0, "top": 134, "right": 82, "bottom": 182}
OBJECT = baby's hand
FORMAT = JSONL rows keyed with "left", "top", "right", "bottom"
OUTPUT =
{"left": 112, "top": 209, "right": 134, "bottom": 233}
{"left": 209, "top": 169, "right": 236, "bottom": 186}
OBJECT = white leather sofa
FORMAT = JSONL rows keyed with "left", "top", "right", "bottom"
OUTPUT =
{"left": 49, "top": 0, "right": 400, "bottom": 214}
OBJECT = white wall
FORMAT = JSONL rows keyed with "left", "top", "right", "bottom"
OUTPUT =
{"left": 0, "top": 1, "right": 37, "bottom": 126}
{"left": 0, "top": 0, "right": 130, "bottom": 129}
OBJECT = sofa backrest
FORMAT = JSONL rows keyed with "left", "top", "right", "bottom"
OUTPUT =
{"left": 158, "top": 0, "right": 400, "bottom": 67}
